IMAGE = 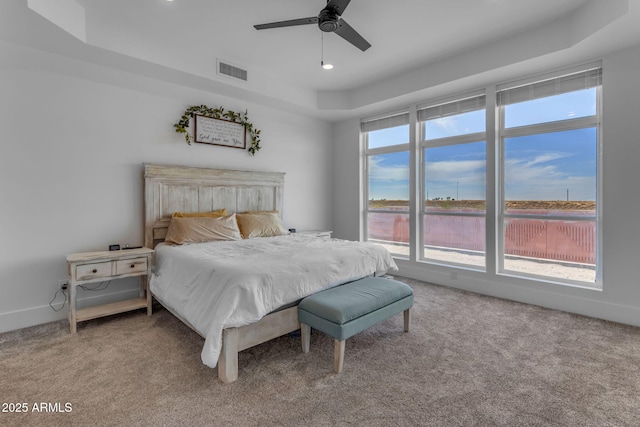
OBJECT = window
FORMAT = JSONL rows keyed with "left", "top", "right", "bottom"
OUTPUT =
{"left": 497, "top": 67, "right": 601, "bottom": 285}
{"left": 362, "top": 112, "right": 410, "bottom": 256}
{"left": 359, "top": 64, "right": 602, "bottom": 289}
{"left": 419, "top": 94, "right": 486, "bottom": 268}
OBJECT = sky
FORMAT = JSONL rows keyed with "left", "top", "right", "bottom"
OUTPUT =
{"left": 368, "top": 89, "right": 597, "bottom": 202}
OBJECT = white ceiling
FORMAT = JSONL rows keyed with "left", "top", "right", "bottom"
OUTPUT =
{"left": 3, "top": 0, "right": 640, "bottom": 121}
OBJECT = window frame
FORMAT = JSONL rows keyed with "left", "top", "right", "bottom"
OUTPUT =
{"left": 361, "top": 110, "right": 411, "bottom": 257}
{"left": 496, "top": 68, "right": 602, "bottom": 287}
{"left": 418, "top": 93, "right": 487, "bottom": 270}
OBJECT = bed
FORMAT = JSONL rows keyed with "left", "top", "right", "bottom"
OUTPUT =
{"left": 144, "top": 163, "right": 398, "bottom": 383}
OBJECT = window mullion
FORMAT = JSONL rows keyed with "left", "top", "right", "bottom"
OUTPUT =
{"left": 366, "top": 143, "right": 410, "bottom": 156}
{"left": 502, "top": 116, "right": 597, "bottom": 138}
{"left": 486, "top": 86, "right": 498, "bottom": 276}
{"left": 409, "top": 106, "right": 418, "bottom": 262}
{"left": 422, "top": 132, "right": 486, "bottom": 148}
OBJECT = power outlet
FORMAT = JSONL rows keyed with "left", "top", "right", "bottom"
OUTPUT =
{"left": 59, "top": 280, "right": 69, "bottom": 290}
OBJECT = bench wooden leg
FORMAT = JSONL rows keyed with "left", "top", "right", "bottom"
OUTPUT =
{"left": 404, "top": 308, "right": 411, "bottom": 332}
{"left": 301, "top": 323, "right": 310, "bottom": 353}
{"left": 218, "top": 328, "right": 239, "bottom": 384}
{"left": 333, "top": 339, "right": 345, "bottom": 373}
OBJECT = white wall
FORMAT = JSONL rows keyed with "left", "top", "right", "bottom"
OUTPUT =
{"left": 0, "top": 41, "right": 333, "bottom": 333}
{"left": 332, "top": 43, "right": 640, "bottom": 328}
{"left": 332, "top": 119, "right": 362, "bottom": 241}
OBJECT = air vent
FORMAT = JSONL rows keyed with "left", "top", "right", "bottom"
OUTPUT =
{"left": 217, "top": 60, "right": 248, "bottom": 82}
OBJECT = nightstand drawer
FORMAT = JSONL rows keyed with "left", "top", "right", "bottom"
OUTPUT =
{"left": 115, "top": 257, "right": 147, "bottom": 275}
{"left": 76, "top": 261, "right": 111, "bottom": 281}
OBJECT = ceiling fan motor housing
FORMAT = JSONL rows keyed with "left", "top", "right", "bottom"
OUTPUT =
{"left": 318, "top": 8, "right": 339, "bottom": 32}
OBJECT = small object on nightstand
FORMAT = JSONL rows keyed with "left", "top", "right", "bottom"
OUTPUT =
{"left": 288, "top": 228, "right": 296, "bottom": 233}
{"left": 109, "top": 244, "right": 120, "bottom": 251}
{"left": 65, "top": 247, "right": 154, "bottom": 333}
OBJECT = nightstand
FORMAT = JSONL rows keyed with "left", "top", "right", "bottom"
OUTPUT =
{"left": 65, "top": 247, "right": 154, "bottom": 333}
{"left": 295, "top": 230, "right": 333, "bottom": 238}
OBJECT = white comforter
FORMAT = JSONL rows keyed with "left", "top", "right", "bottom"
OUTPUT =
{"left": 150, "top": 235, "right": 398, "bottom": 368}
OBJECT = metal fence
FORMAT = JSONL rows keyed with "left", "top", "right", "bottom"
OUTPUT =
{"left": 368, "top": 211, "right": 595, "bottom": 265}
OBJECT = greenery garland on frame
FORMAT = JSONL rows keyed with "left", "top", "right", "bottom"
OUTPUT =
{"left": 174, "top": 105, "right": 262, "bottom": 155}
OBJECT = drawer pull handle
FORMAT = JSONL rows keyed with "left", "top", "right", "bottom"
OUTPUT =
{"left": 130, "top": 264, "right": 135, "bottom": 268}
{"left": 92, "top": 269, "right": 97, "bottom": 273}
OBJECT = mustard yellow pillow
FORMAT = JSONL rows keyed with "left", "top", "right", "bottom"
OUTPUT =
{"left": 236, "top": 213, "right": 289, "bottom": 239}
{"left": 164, "top": 214, "right": 242, "bottom": 245}
{"left": 172, "top": 208, "right": 227, "bottom": 218}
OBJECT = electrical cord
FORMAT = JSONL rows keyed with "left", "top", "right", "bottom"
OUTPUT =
{"left": 49, "top": 288, "right": 67, "bottom": 312}
{"left": 49, "top": 281, "right": 112, "bottom": 312}
{"left": 80, "top": 280, "right": 111, "bottom": 291}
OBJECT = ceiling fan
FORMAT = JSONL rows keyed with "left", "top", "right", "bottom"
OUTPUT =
{"left": 254, "top": 0, "right": 371, "bottom": 52}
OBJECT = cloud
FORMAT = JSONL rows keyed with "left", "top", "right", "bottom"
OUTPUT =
{"left": 507, "top": 152, "right": 569, "bottom": 182}
{"left": 505, "top": 151, "right": 595, "bottom": 200}
{"left": 369, "top": 157, "right": 409, "bottom": 182}
{"left": 426, "top": 160, "right": 485, "bottom": 184}
{"left": 521, "top": 152, "right": 572, "bottom": 168}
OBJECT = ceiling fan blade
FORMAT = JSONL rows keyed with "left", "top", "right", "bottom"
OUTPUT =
{"left": 254, "top": 17, "right": 318, "bottom": 30}
{"left": 326, "top": 0, "right": 352, "bottom": 16}
{"left": 334, "top": 18, "right": 371, "bottom": 51}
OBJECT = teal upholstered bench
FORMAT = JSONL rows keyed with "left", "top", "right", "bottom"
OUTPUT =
{"left": 298, "top": 276, "right": 414, "bottom": 373}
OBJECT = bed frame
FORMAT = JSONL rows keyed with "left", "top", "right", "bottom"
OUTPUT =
{"left": 144, "top": 163, "right": 300, "bottom": 383}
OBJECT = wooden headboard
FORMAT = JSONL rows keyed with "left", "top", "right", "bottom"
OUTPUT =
{"left": 144, "top": 163, "right": 285, "bottom": 248}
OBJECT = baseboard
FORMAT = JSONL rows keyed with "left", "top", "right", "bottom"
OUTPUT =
{"left": 396, "top": 261, "right": 640, "bottom": 328}
{"left": 6, "top": 265, "right": 639, "bottom": 334}
{"left": 0, "top": 288, "right": 142, "bottom": 334}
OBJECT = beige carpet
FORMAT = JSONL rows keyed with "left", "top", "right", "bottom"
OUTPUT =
{"left": 2, "top": 277, "right": 640, "bottom": 427}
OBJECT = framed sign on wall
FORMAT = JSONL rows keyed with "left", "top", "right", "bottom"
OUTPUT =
{"left": 194, "top": 114, "right": 246, "bottom": 149}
